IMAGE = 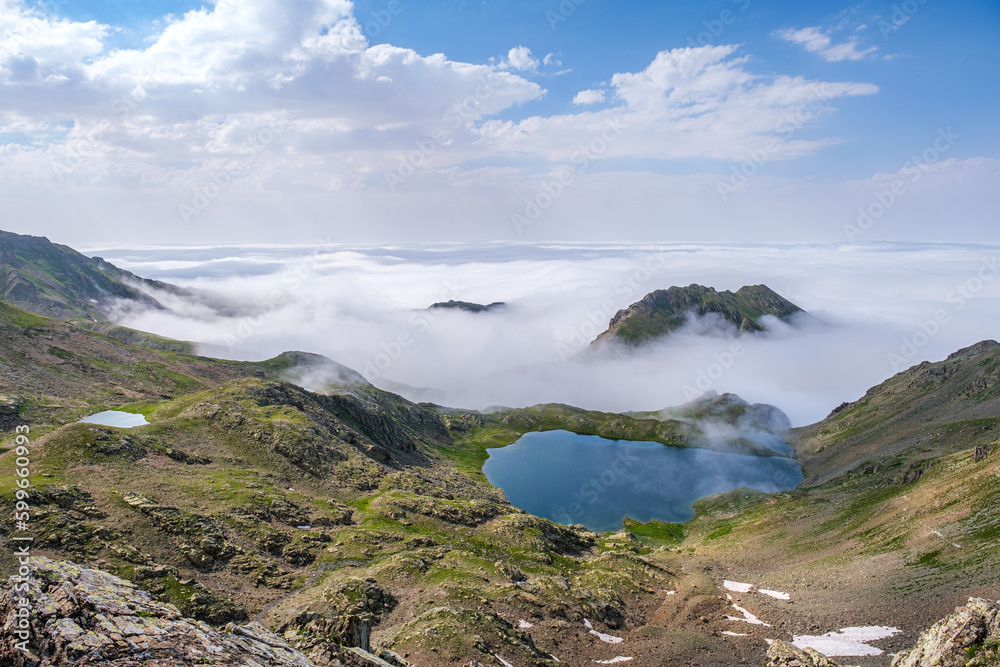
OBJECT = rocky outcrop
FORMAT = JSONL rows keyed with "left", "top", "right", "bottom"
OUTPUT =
{"left": 0, "top": 394, "right": 23, "bottom": 431}
{"left": 0, "top": 559, "right": 415, "bottom": 667}
{"left": 891, "top": 598, "right": 1000, "bottom": 666}
{"left": 591, "top": 283, "right": 804, "bottom": 348}
{"left": 428, "top": 301, "right": 506, "bottom": 314}
{"left": 0, "top": 558, "right": 314, "bottom": 666}
{"left": 763, "top": 599, "right": 1000, "bottom": 667}
{"left": 764, "top": 640, "right": 852, "bottom": 666}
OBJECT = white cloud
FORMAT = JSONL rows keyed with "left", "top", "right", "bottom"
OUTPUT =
{"left": 572, "top": 89, "right": 605, "bottom": 105}
{"left": 506, "top": 45, "right": 539, "bottom": 71}
{"left": 0, "top": 0, "right": 545, "bottom": 193}
{"left": 0, "top": 0, "right": 107, "bottom": 85}
{"left": 480, "top": 45, "right": 878, "bottom": 161}
{"left": 776, "top": 26, "right": 877, "bottom": 62}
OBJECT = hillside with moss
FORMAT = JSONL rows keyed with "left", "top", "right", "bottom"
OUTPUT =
{"left": 0, "top": 230, "right": 180, "bottom": 320}
{"left": 0, "top": 301, "right": 700, "bottom": 665}
{"left": 680, "top": 340, "right": 1000, "bottom": 660}
{"left": 591, "top": 283, "right": 804, "bottom": 348}
{"left": 2, "top": 282, "right": 1000, "bottom": 665}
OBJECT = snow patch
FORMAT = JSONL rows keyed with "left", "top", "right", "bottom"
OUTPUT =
{"left": 723, "top": 580, "right": 754, "bottom": 593}
{"left": 594, "top": 658, "right": 633, "bottom": 664}
{"left": 793, "top": 626, "right": 902, "bottom": 657}
{"left": 494, "top": 656, "right": 515, "bottom": 667}
{"left": 663, "top": 590, "right": 676, "bottom": 595}
{"left": 518, "top": 620, "right": 533, "bottom": 629}
{"left": 726, "top": 603, "right": 771, "bottom": 626}
{"left": 721, "top": 631, "right": 748, "bottom": 637}
{"left": 584, "top": 619, "right": 624, "bottom": 644}
{"left": 758, "top": 589, "right": 790, "bottom": 600}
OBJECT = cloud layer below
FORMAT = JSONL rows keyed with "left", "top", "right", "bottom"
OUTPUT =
{"left": 91, "top": 242, "right": 1000, "bottom": 426}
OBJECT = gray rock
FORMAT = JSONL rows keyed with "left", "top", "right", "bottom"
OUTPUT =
{"left": 0, "top": 558, "right": 315, "bottom": 666}
{"left": 891, "top": 597, "right": 1000, "bottom": 666}
{"left": 763, "top": 640, "right": 853, "bottom": 666}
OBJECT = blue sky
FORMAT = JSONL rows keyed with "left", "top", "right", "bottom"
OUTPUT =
{"left": 1, "top": 0, "right": 997, "bottom": 243}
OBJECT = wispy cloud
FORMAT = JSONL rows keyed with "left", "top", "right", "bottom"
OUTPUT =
{"left": 775, "top": 26, "right": 877, "bottom": 62}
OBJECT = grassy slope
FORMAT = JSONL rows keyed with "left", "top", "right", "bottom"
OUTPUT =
{"left": 0, "top": 229, "right": 171, "bottom": 320}
{"left": 684, "top": 341, "right": 1000, "bottom": 610}
{"left": 4, "top": 296, "right": 999, "bottom": 664}
{"left": 0, "top": 300, "right": 684, "bottom": 666}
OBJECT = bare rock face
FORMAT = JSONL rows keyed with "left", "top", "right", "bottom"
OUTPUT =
{"left": 0, "top": 558, "right": 315, "bottom": 666}
{"left": 891, "top": 598, "right": 1000, "bottom": 667}
{"left": 763, "top": 640, "right": 852, "bottom": 667}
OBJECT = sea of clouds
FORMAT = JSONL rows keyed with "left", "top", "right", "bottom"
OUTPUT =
{"left": 86, "top": 242, "right": 1000, "bottom": 426}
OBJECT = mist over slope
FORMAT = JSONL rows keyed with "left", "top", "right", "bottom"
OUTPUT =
{"left": 80, "top": 242, "right": 1000, "bottom": 425}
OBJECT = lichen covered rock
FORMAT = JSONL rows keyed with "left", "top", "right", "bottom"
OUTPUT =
{"left": 891, "top": 597, "right": 1000, "bottom": 667}
{"left": 763, "top": 640, "right": 850, "bottom": 666}
{"left": 0, "top": 558, "right": 314, "bottom": 666}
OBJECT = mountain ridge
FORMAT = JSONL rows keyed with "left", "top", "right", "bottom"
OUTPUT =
{"left": 591, "top": 283, "right": 805, "bottom": 348}
{"left": 0, "top": 229, "right": 182, "bottom": 321}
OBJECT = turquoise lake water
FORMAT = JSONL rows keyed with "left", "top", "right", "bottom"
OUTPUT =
{"left": 482, "top": 430, "right": 803, "bottom": 532}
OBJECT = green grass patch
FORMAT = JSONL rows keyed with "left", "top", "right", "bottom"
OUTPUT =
{"left": 704, "top": 525, "right": 733, "bottom": 541}
{"left": 623, "top": 517, "right": 685, "bottom": 546}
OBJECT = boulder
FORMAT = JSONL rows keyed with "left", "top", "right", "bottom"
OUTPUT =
{"left": 763, "top": 640, "right": 851, "bottom": 666}
{"left": 891, "top": 598, "right": 1000, "bottom": 666}
{"left": 0, "top": 558, "right": 314, "bottom": 666}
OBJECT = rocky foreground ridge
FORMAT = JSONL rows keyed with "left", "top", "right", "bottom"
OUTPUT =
{"left": 0, "top": 558, "right": 412, "bottom": 667}
{"left": 4, "top": 559, "right": 1000, "bottom": 666}
{"left": 764, "top": 598, "right": 1000, "bottom": 667}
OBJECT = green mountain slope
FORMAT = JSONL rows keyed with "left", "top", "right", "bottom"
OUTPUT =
{"left": 0, "top": 300, "right": 690, "bottom": 666}
{"left": 683, "top": 340, "right": 1000, "bottom": 649}
{"left": 2, "top": 242, "right": 999, "bottom": 665}
{"left": 789, "top": 339, "right": 1000, "bottom": 485}
{"left": 0, "top": 229, "right": 185, "bottom": 320}
{"left": 592, "top": 284, "right": 804, "bottom": 348}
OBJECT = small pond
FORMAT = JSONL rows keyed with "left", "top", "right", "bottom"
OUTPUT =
{"left": 482, "top": 430, "right": 803, "bottom": 532}
{"left": 78, "top": 410, "right": 150, "bottom": 428}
